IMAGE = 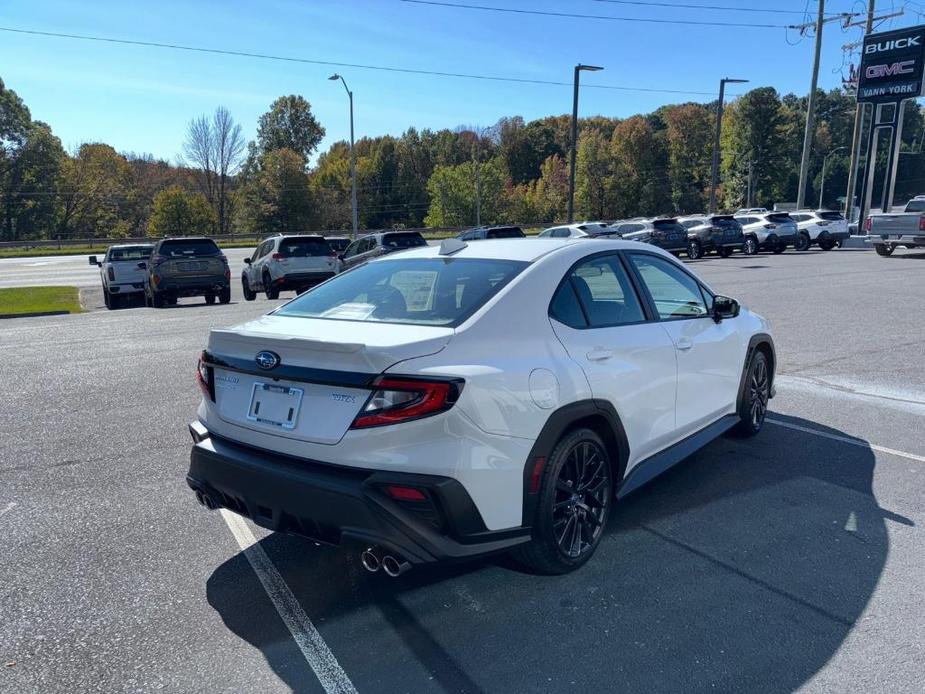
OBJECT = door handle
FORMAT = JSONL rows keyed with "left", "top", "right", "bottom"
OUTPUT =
{"left": 676, "top": 337, "right": 693, "bottom": 351}
{"left": 587, "top": 348, "right": 614, "bottom": 361}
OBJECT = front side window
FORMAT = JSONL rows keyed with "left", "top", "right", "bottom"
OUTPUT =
{"left": 550, "top": 254, "right": 644, "bottom": 328}
{"left": 629, "top": 254, "right": 708, "bottom": 320}
{"left": 276, "top": 257, "right": 528, "bottom": 327}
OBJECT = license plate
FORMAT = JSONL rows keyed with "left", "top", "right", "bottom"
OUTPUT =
{"left": 178, "top": 261, "right": 207, "bottom": 271}
{"left": 246, "top": 383, "right": 304, "bottom": 430}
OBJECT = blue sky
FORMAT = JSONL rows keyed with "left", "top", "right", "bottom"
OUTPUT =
{"left": 1, "top": 0, "right": 921, "bottom": 163}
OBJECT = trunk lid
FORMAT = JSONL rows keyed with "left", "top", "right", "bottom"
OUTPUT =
{"left": 206, "top": 315, "right": 453, "bottom": 445}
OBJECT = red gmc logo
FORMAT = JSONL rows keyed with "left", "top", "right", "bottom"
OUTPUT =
{"left": 866, "top": 60, "right": 916, "bottom": 78}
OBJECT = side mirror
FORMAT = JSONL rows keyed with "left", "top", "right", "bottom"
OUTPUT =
{"left": 137, "top": 261, "right": 147, "bottom": 270}
{"left": 337, "top": 254, "right": 345, "bottom": 261}
{"left": 89, "top": 256, "right": 100, "bottom": 266}
{"left": 712, "top": 295, "right": 740, "bottom": 322}
{"left": 244, "top": 258, "right": 252, "bottom": 265}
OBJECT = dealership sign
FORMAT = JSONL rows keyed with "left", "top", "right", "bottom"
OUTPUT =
{"left": 858, "top": 25, "right": 925, "bottom": 102}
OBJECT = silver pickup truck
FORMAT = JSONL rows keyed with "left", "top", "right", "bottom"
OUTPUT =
{"left": 89, "top": 243, "right": 153, "bottom": 309}
{"left": 865, "top": 196, "right": 925, "bottom": 256}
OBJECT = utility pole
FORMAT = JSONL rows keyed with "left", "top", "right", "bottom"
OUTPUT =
{"left": 567, "top": 64, "right": 603, "bottom": 223}
{"left": 796, "top": 1, "right": 826, "bottom": 210}
{"left": 473, "top": 136, "right": 482, "bottom": 226}
{"left": 709, "top": 77, "right": 748, "bottom": 214}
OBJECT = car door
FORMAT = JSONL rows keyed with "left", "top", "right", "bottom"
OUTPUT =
{"left": 548, "top": 252, "right": 678, "bottom": 468}
{"left": 341, "top": 239, "right": 364, "bottom": 270}
{"left": 626, "top": 252, "right": 744, "bottom": 435}
{"left": 244, "top": 244, "right": 263, "bottom": 286}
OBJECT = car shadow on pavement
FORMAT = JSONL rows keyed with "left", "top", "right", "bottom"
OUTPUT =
{"left": 206, "top": 414, "right": 897, "bottom": 693}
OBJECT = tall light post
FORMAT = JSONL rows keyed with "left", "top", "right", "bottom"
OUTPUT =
{"left": 709, "top": 77, "right": 748, "bottom": 214}
{"left": 567, "top": 63, "right": 603, "bottom": 223}
{"left": 819, "top": 146, "right": 847, "bottom": 209}
{"left": 329, "top": 74, "right": 358, "bottom": 240}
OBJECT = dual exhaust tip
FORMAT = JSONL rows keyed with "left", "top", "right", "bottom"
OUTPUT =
{"left": 194, "top": 490, "right": 218, "bottom": 510}
{"left": 361, "top": 547, "right": 411, "bottom": 577}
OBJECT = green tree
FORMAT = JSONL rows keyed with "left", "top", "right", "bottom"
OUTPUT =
{"left": 663, "top": 103, "right": 713, "bottom": 214}
{"left": 239, "top": 148, "right": 314, "bottom": 234}
{"left": 574, "top": 129, "right": 612, "bottom": 220}
{"left": 147, "top": 185, "right": 216, "bottom": 237}
{"left": 424, "top": 157, "right": 508, "bottom": 227}
{"left": 611, "top": 116, "right": 670, "bottom": 218}
{"left": 57, "top": 143, "right": 135, "bottom": 238}
{"left": 6, "top": 123, "right": 65, "bottom": 240}
{"left": 256, "top": 95, "right": 325, "bottom": 162}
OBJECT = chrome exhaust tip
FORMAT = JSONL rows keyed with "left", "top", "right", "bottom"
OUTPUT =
{"left": 360, "top": 548, "right": 381, "bottom": 573}
{"left": 381, "top": 555, "right": 411, "bottom": 578}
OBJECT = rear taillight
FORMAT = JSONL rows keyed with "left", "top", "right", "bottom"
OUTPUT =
{"left": 919, "top": 215, "right": 925, "bottom": 231}
{"left": 272, "top": 253, "right": 284, "bottom": 261}
{"left": 224, "top": 268, "right": 231, "bottom": 280}
{"left": 197, "top": 352, "right": 214, "bottom": 401}
{"left": 817, "top": 220, "right": 830, "bottom": 226}
{"left": 350, "top": 377, "right": 463, "bottom": 429}
{"left": 107, "top": 266, "right": 115, "bottom": 281}
{"left": 384, "top": 485, "right": 428, "bottom": 501}
{"left": 764, "top": 223, "right": 777, "bottom": 229}
{"left": 865, "top": 217, "right": 872, "bottom": 232}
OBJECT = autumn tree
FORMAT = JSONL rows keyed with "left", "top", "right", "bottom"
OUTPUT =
{"left": 238, "top": 148, "right": 314, "bottom": 234}
{"left": 147, "top": 185, "right": 216, "bottom": 237}
{"left": 663, "top": 103, "right": 713, "bottom": 214}
{"left": 256, "top": 95, "right": 326, "bottom": 162}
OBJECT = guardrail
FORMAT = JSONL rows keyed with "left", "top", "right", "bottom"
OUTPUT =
{"left": 0, "top": 224, "right": 552, "bottom": 250}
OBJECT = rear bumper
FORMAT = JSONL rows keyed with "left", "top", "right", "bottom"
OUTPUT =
{"left": 186, "top": 422, "right": 530, "bottom": 564}
{"left": 109, "top": 283, "right": 144, "bottom": 294}
{"left": 870, "top": 234, "right": 925, "bottom": 245}
{"left": 154, "top": 277, "right": 229, "bottom": 296}
{"left": 760, "top": 232, "right": 797, "bottom": 247}
{"left": 274, "top": 271, "right": 336, "bottom": 289}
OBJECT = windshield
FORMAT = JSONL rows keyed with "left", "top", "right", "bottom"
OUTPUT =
{"left": 905, "top": 200, "right": 925, "bottom": 212}
{"left": 107, "top": 246, "right": 152, "bottom": 261}
{"left": 278, "top": 237, "right": 332, "bottom": 257}
{"left": 383, "top": 233, "right": 427, "bottom": 249}
{"left": 158, "top": 239, "right": 221, "bottom": 257}
{"left": 275, "top": 257, "right": 528, "bottom": 326}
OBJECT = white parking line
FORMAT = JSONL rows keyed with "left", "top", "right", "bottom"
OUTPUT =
{"left": 220, "top": 509, "right": 358, "bottom": 694}
{"left": 767, "top": 417, "right": 925, "bottom": 463}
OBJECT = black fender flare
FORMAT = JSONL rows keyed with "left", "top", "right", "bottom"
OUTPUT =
{"left": 520, "top": 399, "right": 630, "bottom": 526}
{"left": 735, "top": 333, "right": 776, "bottom": 412}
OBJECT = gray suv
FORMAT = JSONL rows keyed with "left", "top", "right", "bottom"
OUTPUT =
{"left": 612, "top": 218, "right": 688, "bottom": 254}
{"left": 678, "top": 215, "right": 745, "bottom": 259}
{"left": 339, "top": 231, "right": 428, "bottom": 271}
{"left": 142, "top": 237, "right": 230, "bottom": 308}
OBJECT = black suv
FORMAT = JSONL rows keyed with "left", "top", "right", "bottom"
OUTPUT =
{"left": 456, "top": 225, "right": 526, "bottom": 241}
{"left": 678, "top": 215, "right": 745, "bottom": 259}
{"left": 142, "top": 237, "right": 230, "bottom": 308}
{"left": 339, "top": 231, "right": 428, "bottom": 271}
{"left": 612, "top": 218, "right": 688, "bottom": 254}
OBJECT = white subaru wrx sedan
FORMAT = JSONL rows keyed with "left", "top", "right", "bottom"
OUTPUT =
{"left": 187, "top": 238, "right": 775, "bottom": 575}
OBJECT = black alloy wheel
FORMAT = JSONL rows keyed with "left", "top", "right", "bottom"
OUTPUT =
{"left": 687, "top": 239, "right": 703, "bottom": 260}
{"left": 514, "top": 428, "right": 612, "bottom": 574}
{"left": 875, "top": 243, "right": 895, "bottom": 257}
{"left": 794, "top": 232, "right": 811, "bottom": 251}
{"left": 204, "top": 293, "right": 216, "bottom": 305}
{"left": 732, "top": 350, "right": 770, "bottom": 437}
{"left": 743, "top": 236, "right": 759, "bottom": 255}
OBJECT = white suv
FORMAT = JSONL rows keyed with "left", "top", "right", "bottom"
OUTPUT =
{"left": 188, "top": 239, "right": 775, "bottom": 575}
{"left": 788, "top": 210, "right": 849, "bottom": 250}
{"left": 242, "top": 235, "right": 337, "bottom": 300}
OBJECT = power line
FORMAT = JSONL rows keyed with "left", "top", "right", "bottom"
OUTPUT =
{"left": 0, "top": 25, "right": 719, "bottom": 96}
{"left": 400, "top": 0, "right": 796, "bottom": 28}
{"left": 590, "top": 0, "right": 848, "bottom": 15}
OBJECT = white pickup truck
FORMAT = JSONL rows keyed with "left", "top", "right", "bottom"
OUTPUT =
{"left": 865, "top": 196, "right": 925, "bottom": 256}
{"left": 89, "top": 244, "right": 154, "bottom": 309}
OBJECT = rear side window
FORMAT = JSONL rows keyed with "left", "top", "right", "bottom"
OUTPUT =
{"left": 766, "top": 213, "right": 792, "bottom": 224}
{"left": 383, "top": 232, "right": 427, "bottom": 248}
{"left": 277, "top": 258, "right": 527, "bottom": 327}
{"left": 817, "top": 211, "right": 846, "bottom": 220}
{"left": 278, "top": 237, "right": 332, "bottom": 257}
{"left": 158, "top": 239, "right": 220, "bottom": 257}
{"left": 551, "top": 255, "right": 645, "bottom": 328}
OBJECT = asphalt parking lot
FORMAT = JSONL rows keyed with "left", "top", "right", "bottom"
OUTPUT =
{"left": 2, "top": 247, "right": 924, "bottom": 693}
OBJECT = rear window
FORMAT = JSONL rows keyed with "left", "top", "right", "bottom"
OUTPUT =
{"left": 158, "top": 239, "right": 220, "bottom": 257}
{"left": 711, "top": 216, "right": 739, "bottom": 227}
{"left": 275, "top": 258, "right": 528, "bottom": 327}
{"left": 278, "top": 237, "right": 332, "bottom": 257}
{"left": 816, "top": 211, "right": 845, "bottom": 221}
{"left": 486, "top": 227, "right": 525, "bottom": 239}
{"left": 766, "top": 213, "right": 792, "bottom": 224}
{"left": 906, "top": 200, "right": 925, "bottom": 212}
{"left": 107, "top": 246, "right": 152, "bottom": 261}
{"left": 382, "top": 232, "right": 427, "bottom": 249}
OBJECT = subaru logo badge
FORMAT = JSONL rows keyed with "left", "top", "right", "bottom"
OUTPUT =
{"left": 255, "top": 351, "right": 280, "bottom": 370}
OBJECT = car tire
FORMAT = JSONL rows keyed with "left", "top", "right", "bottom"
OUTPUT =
{"left": 242, "top": 276, "right": 256, "bottom": 301}
{"left": 151, "top": 291, "right": 166, "bottom": 309}
{"left": 103, "top": 288, "right": 112, "bottom": 310}
{"left": 166, "top": 296, "right": 177, "bottom": 306}
{"left": 264, "top": 272, "right": 280, "bottom": 300}
{"left": 731, "top": 350, "right": 770, "bottom": 438}
{"left": 875, "top": 243, "right": 895, "bottom": 257}
{"left": 772, "top": 243, "right": 786, "bottom": 254}
{"left": 513, "top": 428, "right": 613, "bottom": 575}
{"left": 204, "top": 293, "right": 216, "bottom": 305}
{"left": 686, "top": 239, "right": 703, "bottom": 260}
{"left": 719, "top": 246, "right": 734, "bottom": 258}
{"left": 144, "top": 291, "right": 152, "bottom": 308}
{"left": 794, "top": 232, "right": 811, "bottom": 251}
{"left": 219, "top": 288, "right": 231, "bottom": 304}
{"left": 819, "top": 239, "right": 836, "bottom": 251}
{"left": 743, "top": 236, "right": 759, "bottom": 255}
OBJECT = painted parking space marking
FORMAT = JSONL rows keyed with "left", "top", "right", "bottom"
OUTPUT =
{"left": 220, "top": 509, "right": 358, "bottom": 694}
{"left": 767, "top": 417, "right": 925, "bottom": 463}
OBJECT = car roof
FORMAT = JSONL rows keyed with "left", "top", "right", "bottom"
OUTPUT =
{"left": 379, "top": 237, "right": 650, "bottom": 263}
{"left": 108, "top": 242, "right": 153, "bottom": 248}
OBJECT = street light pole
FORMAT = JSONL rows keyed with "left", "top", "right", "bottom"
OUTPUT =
{"left": 329, "top": 74, "right": 358, "bottom": 240}
{"left": 567, "top": 63, "right": 603, "bottom": 223}
{"left": 709, "top": 77, "right": 749, "bottom": 214}
{"left": 795, "top": 0, "right": 826, "bottom": 210}
{"left": 819, "top": 146, "right": 848, "bottom": 209}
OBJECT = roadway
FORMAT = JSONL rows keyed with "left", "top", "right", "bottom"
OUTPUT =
{"left": 1, "top": 247, "right": 924, "bottom": 693}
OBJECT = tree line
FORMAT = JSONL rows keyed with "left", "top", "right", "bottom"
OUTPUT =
{"left": 2, "top": 75, "right": 924, "bottom": 242}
